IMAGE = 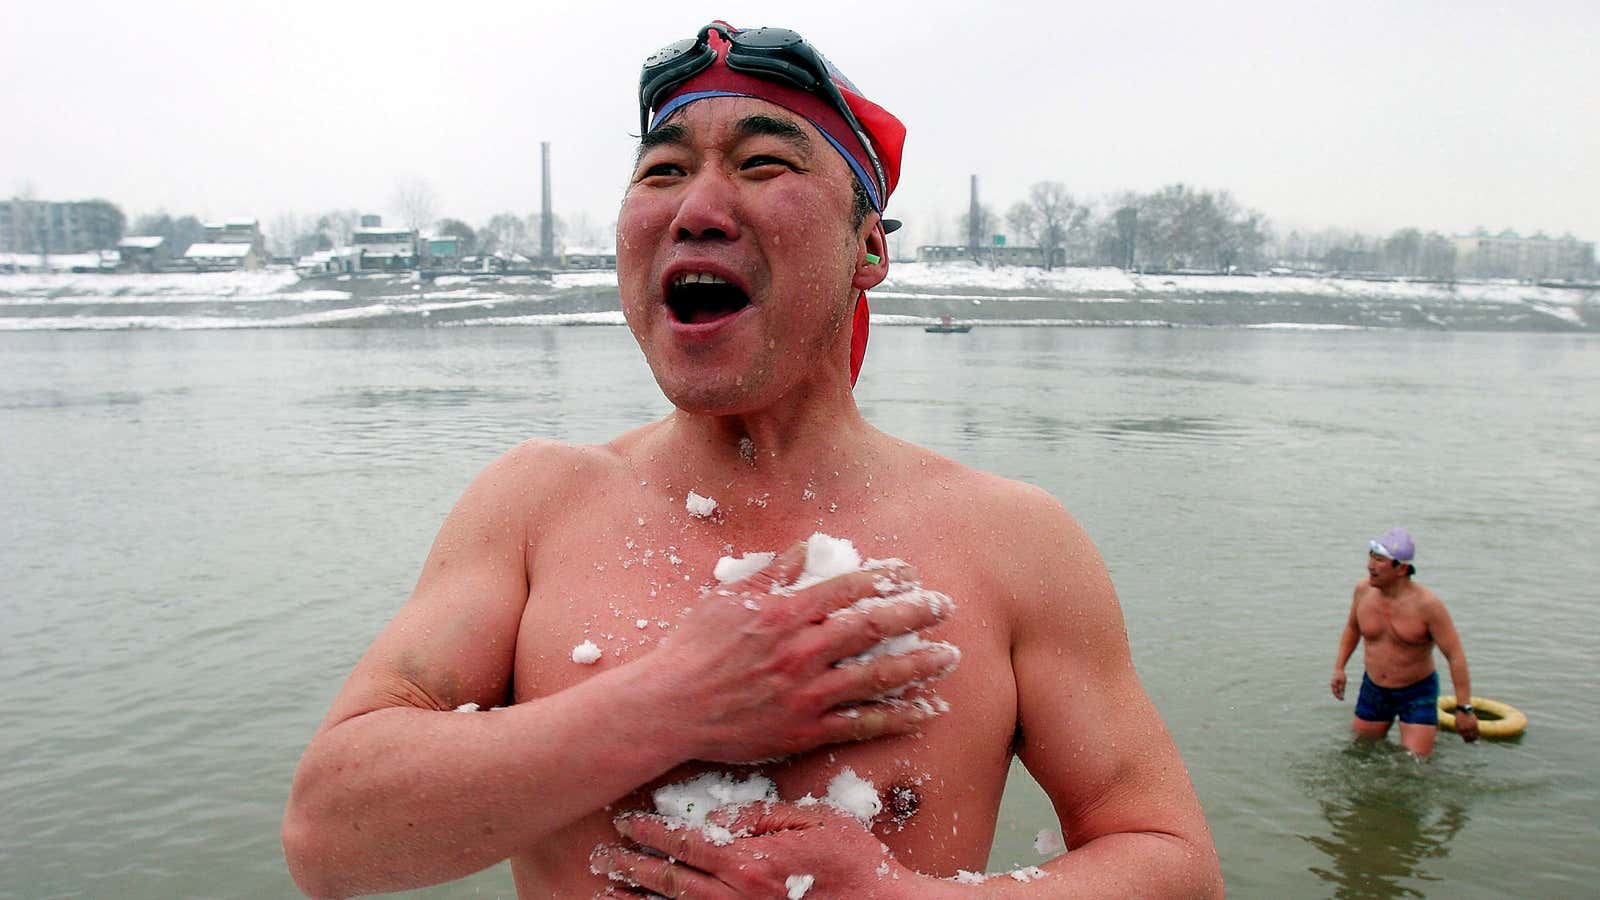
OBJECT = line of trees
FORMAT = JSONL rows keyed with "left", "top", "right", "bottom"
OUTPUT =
{"left": 942, "top": 180, "right": 1490, "bottom": 280}
{"left": 954, "top": 181, "right": 1272, "bottom": 273}
{"left": 1272, "top": 227, "right": 1458, "bottom": 280}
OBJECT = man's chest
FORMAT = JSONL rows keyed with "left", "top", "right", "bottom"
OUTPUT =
{"left": 1357, "top": 594, "right": 1430, "bottom": 645}
{"left": 507, "top": 501, "right": 1021, "bottom": 860}
{"left": 511, "top": 489, "right": 998, "bottom": 691}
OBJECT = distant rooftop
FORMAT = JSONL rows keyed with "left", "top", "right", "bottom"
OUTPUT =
{"left": 184, "top": 243, "right": 253, "bottom": 258}
{"left": 118, "top": 235, "right": 164, "bottom": 249}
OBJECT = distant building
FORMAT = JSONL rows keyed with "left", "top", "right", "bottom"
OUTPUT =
{"left": 188, "top": 219, "right": 268, "bottom": 270}
{"left": 917, "top": 244, "right": 1065, "bottom": 267}
{"left": 562, "top": 245, "right": 616, "bottom": 269}
{"left": 203, "top": 219, "right": 262, "bottom": 244}
{"left": 117, "top": 235, "right": 168, "bottom": 272}
{"left": 352, "top": 225, "right": 417, "bottom": 271}
{"left": 422, "top": 235, "right": 462, "bottom": 270}
{"left": 0, "top": 199, "right": 125, "bottom": 254}
{"left": 295, "top": 247, "right": 358, "bottom": 275}
{"left": 1453, "top": 231, "right": 1595, "bottom": 281}
{"left": 183, "top": 242, "right": 262, "bottom": 271}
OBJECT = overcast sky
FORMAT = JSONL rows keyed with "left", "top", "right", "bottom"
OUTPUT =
{"left": 4, "top": 0, "right": 1596, "bottom": 250}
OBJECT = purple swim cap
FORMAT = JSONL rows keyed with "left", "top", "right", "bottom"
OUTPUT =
{"left": 1369, "top": 527, "right": 1415, "bottom": 563}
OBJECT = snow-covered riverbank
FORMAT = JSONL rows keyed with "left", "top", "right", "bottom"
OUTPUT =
{"left": 1, "top": 263, "right": 1593, "bottom": 331}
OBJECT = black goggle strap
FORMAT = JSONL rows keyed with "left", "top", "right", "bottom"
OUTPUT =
{"left": 729, "top": 34, "right": 887, "bottom": 207}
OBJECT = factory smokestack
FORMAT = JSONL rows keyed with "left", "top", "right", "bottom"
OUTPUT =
{"left": 968, "top": 174, "right": 981, "bottom": 262}
{"left": 540, "top": 142, "right": 554, "bottom": 264}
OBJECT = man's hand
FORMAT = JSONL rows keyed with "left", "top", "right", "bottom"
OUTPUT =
{"left": 645, "top": 540, "right": 959, "bottom": 764}
{"left": 1330, "top": 670, "right": 1347, "bottom": 701}
{"left": 591, "top": 802, "right": 912, "bottom": 899}
{"left": 1455, "top": 710, "right": 1480, "bottom": 742}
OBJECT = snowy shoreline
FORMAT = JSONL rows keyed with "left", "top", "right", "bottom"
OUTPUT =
{"left": 0, "top": 263, "right": 1593, "bottom": 332}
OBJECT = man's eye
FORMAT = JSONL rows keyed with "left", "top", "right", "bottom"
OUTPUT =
{"left": 741, "top": 155, "right": 793, "bottom": 171}
{"left": 640, "top": 162, "right": 684, "bottom": 178}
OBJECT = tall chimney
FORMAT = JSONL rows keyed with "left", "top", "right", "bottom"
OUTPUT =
{"left": 968, "top": 174, "right": 981, "bottom": 261}
{"left": 540, "top": 142, "right": 554, "bottom": 264}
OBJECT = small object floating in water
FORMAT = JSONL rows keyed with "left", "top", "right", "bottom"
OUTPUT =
{"left": 1438, "top": 694, "right": 1527, "bottom": 738}
{"left": 925, "top": 315, "right": 973, "bottom": 333}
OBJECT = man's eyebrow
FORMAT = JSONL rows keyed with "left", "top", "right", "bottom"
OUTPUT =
{"left": 735, "top": 114, "right": 812, "bottom": 151}
{"left": 636, "top": 123, "right": 689, "bottom": 162}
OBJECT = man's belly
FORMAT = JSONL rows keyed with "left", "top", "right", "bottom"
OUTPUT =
{"left": 508, "top": 724, "right": 1015, "bottom": 898}
{"left": 1363, "top": 641, "right": 1437, "bottom": 688}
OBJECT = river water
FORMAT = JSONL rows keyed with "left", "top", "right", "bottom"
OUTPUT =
{"left": 2, "top": 324, "right": 1595, "bottom": 898}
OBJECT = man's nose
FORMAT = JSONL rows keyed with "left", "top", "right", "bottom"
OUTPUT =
{"left": 669, "top": 169, "right": 741, "bottom": 243}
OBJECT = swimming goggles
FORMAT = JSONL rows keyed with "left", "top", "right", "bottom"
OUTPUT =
{"left": 638, "top": 23, "right": 889, "bottom": 211}
{"left": 1368, "top": 540, "right": 1398, "bottom": 560}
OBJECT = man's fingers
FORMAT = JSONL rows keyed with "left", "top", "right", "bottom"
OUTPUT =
{"left": 589, "top": 841, "right": 735, "bottom": 900}
{"left": 749, "top": 540, "right": 810, "bottom": 589}
{"left": 790, "top": 562, "right": 918, "bottom": 615}
{"left": 808, "top": 593, "right": 953, "bottom": 663}
{"left": 612, "top": 813, "right": 742, "bottom": 876}
{"left": 721, "top": 800, "right": 830, "bottom": 836}
{"left": 815, "top": 643, "right": 959, "bottom": 706}
{"left": 818, "top": 694, "right": 946, "bottom": 746}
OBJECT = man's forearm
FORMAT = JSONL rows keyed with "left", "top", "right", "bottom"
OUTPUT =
{"left": 903, "top": 831, "right": 1223, "bottom": 899}
{"left": 1448, "top": 656, "right": 1471, "bottom": 704}
{"left": 1333, "top": 627, "right": 1359, "bottom": 670}
{"left": 284, "top": 661, "right": 689, "bottom": 899}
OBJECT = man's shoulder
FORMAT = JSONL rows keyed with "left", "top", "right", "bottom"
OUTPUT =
{"left": 471, "top": 437, "right": 632, "bottom": 503}
{"left": 1407, "top": 582, "right": 1445, "bottom": 612}
{"left": 499, "top": 436, "right": 623, "bottom": 469}
{"left": 893, "top": 445, "right": 1100, "bottom": 609}
{"left": 891, "top": 440, "right": 1066, "bottom": 520}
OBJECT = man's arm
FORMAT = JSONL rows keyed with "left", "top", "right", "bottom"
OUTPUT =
{"left": 282, "top": 443, "right": 957, "bottom": 899}
{"left": 1428, "top": 595, "right": 1479, "bottom": 742}
{"left": 1331, "top": 590, "right": 1362, "bottom": 700}
{"left": 992, "top": 485, "right": 1223, "bottom": 897}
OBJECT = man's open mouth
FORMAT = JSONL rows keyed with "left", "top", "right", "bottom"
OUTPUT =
{"left": 666, "top": 272, "right": 750, "bottom": 325}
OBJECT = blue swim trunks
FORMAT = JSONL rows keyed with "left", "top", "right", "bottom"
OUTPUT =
{"left": 1354, "top": 671, "right": 1439, "bottom": 726}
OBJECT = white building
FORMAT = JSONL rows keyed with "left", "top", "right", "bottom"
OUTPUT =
{"left": 183, "top": 242, "right": 260, "bottom": 271}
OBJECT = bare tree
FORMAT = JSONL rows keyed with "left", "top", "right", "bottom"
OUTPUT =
{"left": 480, "top": 212, "right": 529, "bottom": 256}
{"left": 525, "top": 212, "right": 566, "bottom": 253}
{"left": 316, "top": 209, "right": 360, "bottom": 248}
{"left": 1006, "top": 181, "right": 1087, "bottom": 270}
{"left": 270, "top": 212, "right": 321, "bottom": 257}
{"left": 392, "top": 177, "right": 438, "bottom": 233}
{"left": 565, "top": 211, "right": 604, "bottom": 250}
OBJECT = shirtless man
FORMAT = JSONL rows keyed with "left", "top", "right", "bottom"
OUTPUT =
{"left": 1331, "top": 527, "right": 1480, "bottom": 757}
{"left": 284, "top": 22, "right": 1220, "bottom": 899}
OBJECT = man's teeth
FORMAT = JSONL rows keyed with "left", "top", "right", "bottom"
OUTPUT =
{"left": 673, "top": 272, "right": 729, "bottom": 286}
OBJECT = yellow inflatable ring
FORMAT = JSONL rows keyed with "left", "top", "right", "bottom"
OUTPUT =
{"left": 1438, "top": 695, "right": 1527, "bottom": 738}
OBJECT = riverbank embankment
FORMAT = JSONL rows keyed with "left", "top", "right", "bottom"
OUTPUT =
{"left": 1, "top": 264, "right": 1593, "bottom": 331}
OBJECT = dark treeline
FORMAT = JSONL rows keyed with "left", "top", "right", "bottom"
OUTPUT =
{"left": 954, "top": 182, "right": 1270, "bottom": 273}
{"left": 950, "top": 180, "right": 1540, "bottom": 280}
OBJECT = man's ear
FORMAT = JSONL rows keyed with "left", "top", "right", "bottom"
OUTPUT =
{"left": 851, "top": 218, "right": 888, "bottom": 291}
